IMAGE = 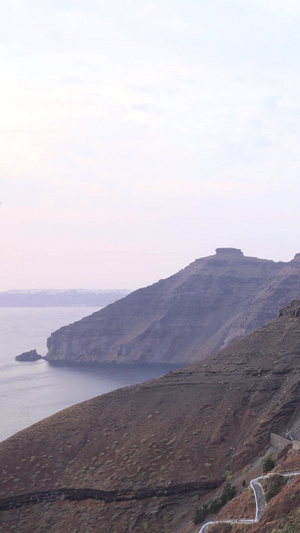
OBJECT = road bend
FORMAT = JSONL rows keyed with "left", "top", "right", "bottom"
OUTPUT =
{"left": 199, "top": 471, "right": 300, "bottom": 533}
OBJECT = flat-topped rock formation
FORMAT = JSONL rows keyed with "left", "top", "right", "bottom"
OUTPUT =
{"left": 46, "top": 248, "right": 300, "bottom": 363}
{"left": 3, "top": 303, "right": 300, "bottom": 531}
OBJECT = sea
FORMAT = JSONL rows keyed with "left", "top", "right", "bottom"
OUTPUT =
{"left": 0, "top": 307, "right": 184, "bottom": 443}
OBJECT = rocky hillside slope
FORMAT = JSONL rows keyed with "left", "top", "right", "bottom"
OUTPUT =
{"left": 46, "top": 248, "right": 300, "bottom": 363}
{"left": 206, "top": 445, "right": 300, "bottom": 532}
{"left": 2, "top": 301, "right": 300, "bottom": 531}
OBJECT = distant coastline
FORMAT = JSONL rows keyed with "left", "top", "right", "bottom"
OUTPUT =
{"left": 0, "top": 289, "right": 131, "bottom": 308}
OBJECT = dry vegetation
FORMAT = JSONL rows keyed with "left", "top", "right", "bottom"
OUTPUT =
{"left": 2, "top": 306, "right": 300, "bottom": 530}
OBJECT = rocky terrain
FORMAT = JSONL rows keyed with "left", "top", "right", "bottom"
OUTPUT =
{"left": 212, "top": 445, "right": 300, "bottom": 532}
{"left": 2, "top": 301, "right": 300, "bottom": 531}
{"left": 15, "top": 349, "right": 42, "bottom": 362}
{"left": 46, "top": 248, "right": 300, "bottom": 363}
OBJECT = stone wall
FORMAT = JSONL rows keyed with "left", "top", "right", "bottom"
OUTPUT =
{"left": 270, "top": 433, "right": 291, "bottom": 451}
{"left": 0, "top": 480, "right": 221, "bottom": 511}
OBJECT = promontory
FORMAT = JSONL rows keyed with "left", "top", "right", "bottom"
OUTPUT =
{"left": 46, "top": 248, "right": 300, "bottom": 364}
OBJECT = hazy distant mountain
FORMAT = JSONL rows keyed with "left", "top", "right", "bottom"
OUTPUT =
{"left": 46, "top": 248, "right": 300, "bottom": 363}
{"left": 0, "top": 289, "right": 130, "bottom": 307}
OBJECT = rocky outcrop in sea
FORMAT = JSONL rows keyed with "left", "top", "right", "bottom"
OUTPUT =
{"left": 46, "top": 248, "right": 300, "bottom": 364}
{"left": 15, "top": 349, "right": 42, "bottom": 362}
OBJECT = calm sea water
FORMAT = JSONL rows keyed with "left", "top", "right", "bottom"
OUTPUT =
{"left": 0, "top": 308, "right": 183, "bottom": 442}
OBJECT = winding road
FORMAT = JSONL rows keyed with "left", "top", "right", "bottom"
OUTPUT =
{"left": 199, "top": 471, "right": 300, "bottom": 532}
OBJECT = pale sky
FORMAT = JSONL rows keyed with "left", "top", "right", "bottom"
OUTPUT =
{"left": 1, "top": 0, "right": 300, "bottom": 290}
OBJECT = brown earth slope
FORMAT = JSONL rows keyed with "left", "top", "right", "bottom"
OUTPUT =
{"left": 3, "top": 302, "right": 300, "bottom": 531}
{"left": 46, "top": 247, "right": 300, "bottom": 364}
{"left": 214, "top": 446, "right": 300, "bottom": 532}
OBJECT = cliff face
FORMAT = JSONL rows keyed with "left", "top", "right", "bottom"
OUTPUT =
{"left": 3, "top": 304, "right": 300, "bottom": 531}
{"left": 46, "top": 248, "right": 300, "bottom": 363}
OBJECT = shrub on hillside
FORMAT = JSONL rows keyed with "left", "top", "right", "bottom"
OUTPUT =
{"left": 275, "top": 511, "right": 300, "bottom": 532}
{"left": 193, "top": 483, "right": 237, "bottom": 524}
{"left": 265, "top": 476, "right": 287, "bottom": 503}
{"left": 263, "top": 457, "right": 275, "bottom": 473}
{"left": 265, "top": 481, "right": 281, "bottom": 502}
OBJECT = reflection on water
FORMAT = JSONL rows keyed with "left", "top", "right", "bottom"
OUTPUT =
{"left": 0, "top": 307, "right": 185, "bottom": 442}
{"left": 1, "top": 358, "right": 183, "bottom": 442}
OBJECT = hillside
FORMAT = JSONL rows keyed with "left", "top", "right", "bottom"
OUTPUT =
{"left": 2, "top": 301, "right": 300, "bottom": 531}
{"left": 46, "top": 248, "right": 300, "bottom": 364}
{"left": 209, "top": 442, "right": 300, "bottom": 532}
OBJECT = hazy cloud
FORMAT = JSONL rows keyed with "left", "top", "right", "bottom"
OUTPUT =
{"left": 1, "top": 0, "right": 300, "bottom": 289}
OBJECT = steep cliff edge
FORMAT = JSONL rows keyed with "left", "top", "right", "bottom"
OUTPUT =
{"left": 46, "top": 248, "right": 300, "bottom": 363}
{"left": 3, "top": 303, "right": 300, "bottom": 531}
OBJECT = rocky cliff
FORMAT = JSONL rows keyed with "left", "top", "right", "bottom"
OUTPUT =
{"left": 15, "top": 349, "right": 42, "bottom": 362}
{"left": 46, "top": 248, "right": 300, "bottom": 363}
{"left": 2, "top": 303, "right": 300, "bottom": 531}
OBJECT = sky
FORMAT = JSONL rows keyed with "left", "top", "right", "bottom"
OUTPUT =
{"left": 1, "top": 0, "right": 300, "bottom": 290}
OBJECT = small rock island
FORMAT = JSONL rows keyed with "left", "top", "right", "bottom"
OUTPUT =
{"left": 15, "top": 349, "right": 42, "bottom": 362}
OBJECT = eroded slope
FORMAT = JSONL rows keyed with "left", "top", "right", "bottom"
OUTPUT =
{"left": 2, "top": 303, "right": 300, "bottom": 531}
{"left": 46, "top": 248, "right": 291, "bottom": 363}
